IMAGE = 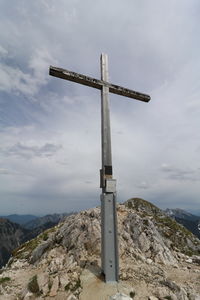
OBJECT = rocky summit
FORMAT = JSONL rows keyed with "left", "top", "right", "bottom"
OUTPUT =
{"left": 0, "top": 198, "right": 200, "bottom": 300}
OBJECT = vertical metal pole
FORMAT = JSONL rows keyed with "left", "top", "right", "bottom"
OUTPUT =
{"left": 100, "top": 53, "right": 119, "bottom": 282}
{"left": 101, "top": 54, "right": 112, "bottom": 171}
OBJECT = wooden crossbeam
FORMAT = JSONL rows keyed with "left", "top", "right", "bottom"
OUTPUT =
{"left": 49, "top": 66, "right": 151, "bottom": 102}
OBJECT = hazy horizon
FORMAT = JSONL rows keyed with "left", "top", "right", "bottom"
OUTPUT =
{"left": 1, "top": 198, "right": 200, "bottom": 217}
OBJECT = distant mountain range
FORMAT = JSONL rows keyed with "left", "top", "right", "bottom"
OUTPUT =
{"left": 189, "top": 209, "right": 200, "bottom": 216}
{"left": 0, "top": 214, "right": 38, "bottom": 225}
{"left": 164, "top": 208, "right": 200, "bottom": 240}
{"left": 0, "top": 218, "right": 29, "bottom": 268}
{"left": 23, "top": 213, "right": 71, "bottom": 230}
{"left": 0, "top": 212, "right": 74, "bottom": 268}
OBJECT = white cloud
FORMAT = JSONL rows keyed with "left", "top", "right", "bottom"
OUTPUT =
{"left": 1, "top": 142, "right": 62, "bottom": 159}
{"left": 0, "top": 48, "right": 54, "bottom": 97}
{"left": 0, "top": 0, "right": 200, "bottom": 214}
{"left": 0, "top": 168, "right": 14, "bottom": 175}
{"left": 0, "top": 45, "right": 8, "bottom": 57}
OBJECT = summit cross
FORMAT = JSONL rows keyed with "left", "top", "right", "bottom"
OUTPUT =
{"left": 49, "top": 54, "right": 151, "bottom": 282}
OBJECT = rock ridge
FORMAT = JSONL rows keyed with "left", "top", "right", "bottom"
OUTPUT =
{"left": 0, "top": 198, "right": 200, "bottom": 299}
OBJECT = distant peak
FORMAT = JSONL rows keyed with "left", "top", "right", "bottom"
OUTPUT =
{"left": 164, "top": 208, "right": 195, "bottom": 217}
{"left": 124, "top": 197, "right": 160, "bottom": 215}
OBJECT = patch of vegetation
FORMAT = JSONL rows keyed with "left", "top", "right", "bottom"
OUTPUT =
{"left": 65, "top": 282, "right": 71, "bottom": 291}
{"left": 143, "top": 219, "right": 149, "bottom": 226}
{"left": 156, "top": 215, "right": 192, "bottom": 237}
{"left": 154, "top": 214, "right": 200, "bottom": 256}
{"left": 0, "top": 277, "right": 11, "bottom": 285}
{"left": 12, "top": 226, "right": 56, "bottom": 260}
{"left": 41, "top": 226, "right": 56, "bottom": 236}
{"left": 184, "top": 248, "right": 200, "bottom": 257}
{"left": 125, "top": 197, "right": 200, "bottom": 257}
{"left": 28, "top": 275, "right": 40, "bottom": 296}
{"left": 42, "top": 232, "right": 48, "bottom": 241}
{"left": 48, "top": 279, "right": 53, "bottom": 291}
{"left": 130, "top": 291, "right": 136, "bottom": 298}
{"left": 125, "top": 198, "right": 161, "bottom": 216}
{"left": 12, "top": 238, "right": 40, "bottom": 260}
{"left": 164, "top": 296, "right": 172, "bottom": 300}
{"left": 71, "top": 278, "right": 81, "bottom": 292}
{"left": 69, "top": 244, "right": 75, "bottom": 251}
{"left": 65, "top": 278, "right": 81, "bottom": 293}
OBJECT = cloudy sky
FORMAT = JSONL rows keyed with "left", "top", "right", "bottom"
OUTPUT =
{"left": 0, "top": 0, "right": 200, "bottom": 215}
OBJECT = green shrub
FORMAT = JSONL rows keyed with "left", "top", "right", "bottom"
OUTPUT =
{"left": 65, "top": 279, "right": 81, "bottom": 293}
{"left": 0, "top": 277, "right": 11, "bottom": 284}
{"left": 130, "top": 291, "right": 136, "bottom": 298}
{"left": 42, "top": 232, "right": 48, "bottom": 241}
{"left": 65, "top": 282, "right": 71, "bottom": 291}
{"left": 28, "top": 275, "right": 40, "bottom": 295}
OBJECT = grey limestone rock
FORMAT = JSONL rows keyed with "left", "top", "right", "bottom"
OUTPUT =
{"left": 110, "top": 293, "right": 132, "bottom": 300}
{"left": 192, "top": 255, "right": 200, "bottom": 265}
{"left": 0, "top": 198, "right": 200, "bottom": 299}
{"left": 30, "top": 239, "right": 53, "bottom": 264}
{"left": 49, "top": 275, "right": 59, "bottom": 297}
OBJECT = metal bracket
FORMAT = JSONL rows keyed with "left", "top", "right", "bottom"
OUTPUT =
{"left": 105, "top": 179, "right": 116, "bottom": 193}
